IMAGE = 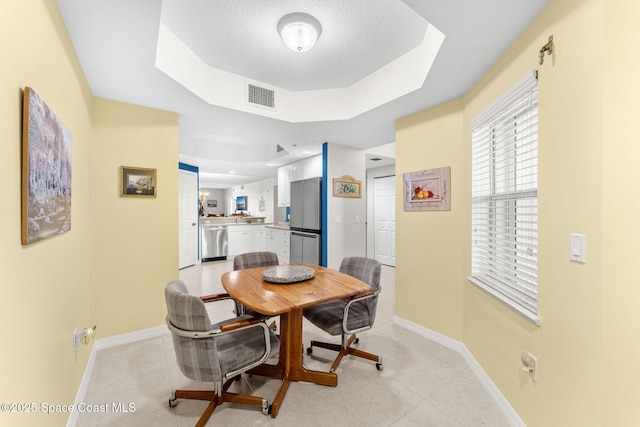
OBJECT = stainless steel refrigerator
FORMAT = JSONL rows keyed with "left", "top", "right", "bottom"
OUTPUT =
{"left": 289, "top": 177, "right": 322, "bottom": 265}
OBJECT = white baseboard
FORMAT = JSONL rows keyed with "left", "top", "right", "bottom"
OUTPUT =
{"left": 67, "top": 325, "right": 169, "bottom": 427}
{"left": 69, "top": 320, "right": 523, "bottom": 426}
{"left": 393, "top": 316, "right": 525, "bottom": 427}
{"left": 66, "top": 344, "right": 97, "bottom": 427}
{"left": 92, "top": 325, "right": 168, "bottom": 351}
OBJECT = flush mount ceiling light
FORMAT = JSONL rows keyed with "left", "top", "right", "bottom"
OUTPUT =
{"left": 277, "top": 12, "right": 322, "bottom": 53}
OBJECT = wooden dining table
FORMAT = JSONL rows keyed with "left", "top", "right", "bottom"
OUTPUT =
{"left": 221, "top": 264, "right": 371, "bottom": 418}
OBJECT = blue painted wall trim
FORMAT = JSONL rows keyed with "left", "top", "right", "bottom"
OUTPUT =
{"left": 179, "top": 162, "right": 198, "bottom": 173}
{"left": 322, "top": 143, "right": 328, "bottom": 267}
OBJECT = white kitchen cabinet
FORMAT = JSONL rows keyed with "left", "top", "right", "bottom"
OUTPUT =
{"left": 290, "top": 155, "right": 322, "bottom": 182}
{"left": 277, "top": 166, "right": 291, "bottom": 207}
{"left": 278, "top": 155, "right": 322, "bottom": 207}
{"left": 266, "top": 227, "right": 290, "bottom": 264}
{"left": 228, "top": 225, "right": 265, "bottom": 257}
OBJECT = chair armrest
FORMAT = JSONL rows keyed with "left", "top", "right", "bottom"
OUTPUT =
{"left": 167, "top": 315, "right": 266, "bottom": 338}
{"left": 342, "top": 287, "right": 381, "bottom": 334}
{"left": 200, "top": 293, "right": 232, "bottom": 303}
{"left": 348, "top": 288, "right": 375, "bottom": 300}
{"left": 219, "top": 317, "right": 261, "bottom": 332}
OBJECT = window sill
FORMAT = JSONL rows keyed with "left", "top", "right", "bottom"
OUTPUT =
{"left": 467, "top": 276, "right": 540, "bottom": 326}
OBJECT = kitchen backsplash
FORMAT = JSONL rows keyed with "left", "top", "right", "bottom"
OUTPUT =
{"left": 225, "top": 178, "right": 277, "bottom": 223}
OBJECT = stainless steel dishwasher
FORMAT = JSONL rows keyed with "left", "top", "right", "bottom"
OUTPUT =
{"left": 201, "top": 225, "right": 228, "bottom": 261}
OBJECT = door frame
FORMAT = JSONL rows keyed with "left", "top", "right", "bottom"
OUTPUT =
{"left": 372, "top": 175, "right": 396, "bottom": 267}
{"left": 365, "top": 165, "right": 396, "bottom": 262}
{"left": 178, "top": 163, "right": 199, "bottom": 269}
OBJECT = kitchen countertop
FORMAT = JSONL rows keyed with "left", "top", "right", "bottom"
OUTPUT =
{"left": 226, "top": 222, "right": 271, "bottom": 226}
{"left": 199, "top": 217, "right": 291, "bottom": 229}
{"left": 265, "top": 224, "right": 290, "bottom": 230}
{"left": 200, "top": 216, "right": 266, "bottom": 226}
{"left": 201, "top": 222, "right": 273, "bottom": 227}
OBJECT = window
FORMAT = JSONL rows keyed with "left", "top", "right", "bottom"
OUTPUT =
{"left": 470, "top": 71, "right": 539, "bottom": 324}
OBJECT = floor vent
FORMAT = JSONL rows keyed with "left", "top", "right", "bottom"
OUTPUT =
{"left": 248, "top": 84, "right": 275, "bottom": 109}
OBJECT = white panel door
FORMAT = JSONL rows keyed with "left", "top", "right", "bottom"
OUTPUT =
{"left": 374, "top": 176, "right": 396, "bottom": 266}
{"left": 179, "top": 170, "right": 198, "bottom": 269}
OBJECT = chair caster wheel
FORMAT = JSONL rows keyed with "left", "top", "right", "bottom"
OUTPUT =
{"left": 376, "top": 363, "right": 383, "bottom": 371}
{"left": 261, "top": 401, "right": 271, "bottom": 415}
{"left": 234, "top": 374, "right": 242, "bottom": 381}
{"left": 354, "top": 337, "right": 360, "bottom": 344}
{"left": 306, "top": 347, "right": 313, "bottom": 354}
{"left": 169, "top": 391, "right": 178, "bottom": 408}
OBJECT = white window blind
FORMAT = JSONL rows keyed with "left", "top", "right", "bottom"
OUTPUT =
{"left": 470, "top": 71, "right": 539, "bottom": 323}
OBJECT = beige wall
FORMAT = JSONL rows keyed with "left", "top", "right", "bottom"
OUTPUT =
{"left": 0, "top": 1, "right": 94, "bottom": 425}
{"left": 397, "top": 0, "right": 640, "bottom": 425}
{"left": 0, "top": 2, "right": 179, "bottom": 425}
{"left": 602, "top": 0, "right": 640, "bottom": 423}
{"left": 396, "top": 100, "right": 466, "bottom": 340}
{"left": 92, "top": 98, "right": 179, "bottom": 337}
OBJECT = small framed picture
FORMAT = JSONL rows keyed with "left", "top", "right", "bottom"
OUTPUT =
{"left": 119, "top": 166, "right": 156, "bottom": 198}
{"left": 403, "top": 166, "right": 450, "bottom": 211}
{"left": 333, "top": 175, "right": 362, "bottom": 198}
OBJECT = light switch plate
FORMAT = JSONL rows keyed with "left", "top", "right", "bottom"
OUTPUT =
{"left": 570, "top": 233, "right": 586, "bottom": 263}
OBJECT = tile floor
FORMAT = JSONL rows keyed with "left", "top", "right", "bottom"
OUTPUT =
{"left": 77, "top": 259, "right": 512, "bottom": 426}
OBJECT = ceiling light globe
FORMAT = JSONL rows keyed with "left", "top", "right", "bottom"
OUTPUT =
{"left": 278, "top": 13, "right": 322, "bottom": 53}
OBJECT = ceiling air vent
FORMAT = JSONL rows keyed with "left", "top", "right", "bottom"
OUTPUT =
{"left": 248, "top": 84, "right": 275, "bottom": 109}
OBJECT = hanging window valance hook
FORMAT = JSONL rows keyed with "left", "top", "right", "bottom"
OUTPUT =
{"left": 538, "top": 35, "right": 554, "bottom": 65}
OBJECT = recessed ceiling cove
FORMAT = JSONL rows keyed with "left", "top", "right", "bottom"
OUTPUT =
{"left": 156, "top": 0, "right": 444, "bottom": 123}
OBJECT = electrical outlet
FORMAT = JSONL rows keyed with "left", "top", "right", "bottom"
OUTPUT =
{"left": 521, "top": 351, "right": 537, "bottom": 380}
{"left": 73, "top": 329, "right": 82, "bottom": 352}
{"left": 73, "top": 325, "right": 97, "bottom": 352}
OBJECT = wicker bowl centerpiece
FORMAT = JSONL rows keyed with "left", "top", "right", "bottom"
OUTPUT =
{"left": 262, "top": 265, "right": 315, "bottom": 284}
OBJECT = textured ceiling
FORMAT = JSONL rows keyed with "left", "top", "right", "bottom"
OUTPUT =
{"left": 160, "top": 0, "right": 428, "bottom": 91}
{"left": 55, "top": 0, "right": 550, "bottom": 188}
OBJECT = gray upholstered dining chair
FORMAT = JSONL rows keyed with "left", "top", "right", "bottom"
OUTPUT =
{"left": 304, "top": 256, "right": 383, "bottom": 372}
{"left": 233, "top": 251, "right": 279, "bottom": 321}
{"left": 165, "top": 280, "right": 280, "bottom": 426}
